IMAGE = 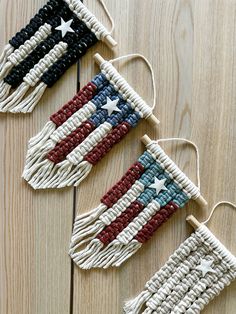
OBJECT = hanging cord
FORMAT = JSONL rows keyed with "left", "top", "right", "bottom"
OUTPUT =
{"left": 109, "top": 54, "right": 156, "bottom": 110}
{"left": 202, "top": 201, "right": 236, "bottom": 225}
{"left": 98, "top": 0, "right": 115, "bottom": 34}
{"left": 155, "top": 138, "right": 201, "bottom": 189}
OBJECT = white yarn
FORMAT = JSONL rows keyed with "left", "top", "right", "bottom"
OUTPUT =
{"left": 23, "top": 120, "right": 113, "bottom": 189}
{"left": 26, "top": 101, "right": 96, "bottom": 156}
{"left": 66, "top": 121, "right": 112, "bottom": 165}
{"left": 28, "top": 121, "right": 56, "bottom": 150}
{"left": 147, "top": 141, "right": 200, "bottom": 200}
{"left": 99, "top": 181, "right": 144, "bottom": 225}
{"left": 100, "top": 60, "right": 154, "bottom": 119}
{"left": 69, "top": 180, "right": 145, "bottom": 268}
{"left": 8, "top": 24, "right": 52, "bottom": 66}
{"left": 50, "top": 101, "right": 96, "bottom": 143}
{"left": 124, "top": 225, "right": 236, "bottom": 314}
{"left": 0, "top": 41, "right": 68, "bottom": 113}
{"left": 23, "top": 41, "right": 68, "bottom": 87}
{"left": 0, "top": 24, "right": 52, "bottom": 79}
{"left": 71, "top": 181, "right": 143, "bottom": 242}
{"left": 0, "top": 44, "right": 14, "bottom": 73}
{"left": 65, "top": 0, "right": 112, "bottom": 40}
{"left": 116, "top": 200, "right": 160, "bottom": 244}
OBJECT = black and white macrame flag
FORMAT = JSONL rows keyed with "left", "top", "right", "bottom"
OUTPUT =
{"left": 0, "top": 0, "right": 116, "bottom": 113}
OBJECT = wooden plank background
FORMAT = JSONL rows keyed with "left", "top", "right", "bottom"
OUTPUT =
{"left": 0, "top": 0, "right": 236, "bottom": 313}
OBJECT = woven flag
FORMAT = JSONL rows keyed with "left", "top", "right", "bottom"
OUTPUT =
{"left": 69, "top": 138, "right": 205, "bottom": 269}
{"left": 0, "top": 0, "right": 116, "bottom": 113}
{"left": 23, "top": 55, "right": 159, "bottom": 189}
{"left": 124, "top": 218, "right": 236, "bottom": 314}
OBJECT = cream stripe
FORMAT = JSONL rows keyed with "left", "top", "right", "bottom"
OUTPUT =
{"left": 100, "top": 60, "right": 153, "bottom": 119}
{"left": 23, "top": 41, "right": 68, "bottom": 87}
{"left": 8, "top": 23, "right": 52, "bottom": 66}
{"left": 65, "top": 0, "right": 110, "bottom": 40}
{"left": 99, "top": 181, "right": 145, "bottom": 225}
{"left": 50, "top": 101, "right": 96, "bottom": 143}
{"left": 66, "top": 121, "right": 112, "bottom": 165}
{"left": 197, "top": 225, "right": 236, "bottom": 269}
{"left": 147, "top": 141, "right": 200, "bottom": 200}
{"left": 116, "top": 200, "right": 160, "bottom": 244}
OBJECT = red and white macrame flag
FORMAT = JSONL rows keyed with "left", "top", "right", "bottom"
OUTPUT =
{"left": 23, "top": 54, "right": 159, "bottom": 189}
{"left": 69, "top": 135, "right": 207, "bottom": 269}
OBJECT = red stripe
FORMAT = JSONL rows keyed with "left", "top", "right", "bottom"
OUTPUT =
{"left": 47, "top": 120, "right": 95, "bottom": 164}
{"left": 50, "top": 82, "right": 97, "bottom": 127}
{"left": 84, "top": 121, "right": 131, "bottom": 166}
{"left": 100, "top": 162, "right": 144, "bottom": 208}
{"left": 96, "top": 201, "right": 144, "bottom": 245}
{"left": 134, "top": 201, "right": 179, "bottom": 243}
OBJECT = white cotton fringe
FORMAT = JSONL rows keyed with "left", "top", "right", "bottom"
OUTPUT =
{"left": 0, "top": 59, "right": 13, "bottom": 79}
{"left": 72, "top": 203, "right": 108, "bottom": 233}
{"left": 70, "top": 238, "right": 142, "bottom": 269}
{"left": 10, "top": 82, "right": 47, "bottom": 113}
{"left": 0, "top": 81, "right": 47, "bottom": 113}
{"left": 0, "top": 81, "right": 11, "bottom": 101}
{"left": 27, "top": 121, "right": 56, "bottom": 150}
{"left": 0, "top": 81, "right": 29, "bottom": 111}
{"left": 23, "top": 155, "right": 93, "bottom": 189}
{"left": 0, "top": 44, "right": 14, "bottom": 73}
{"left": 124, "top": 290, "right": 152, "bottom": 314}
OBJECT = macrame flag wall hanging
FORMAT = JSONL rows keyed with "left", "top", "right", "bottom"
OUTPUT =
{"left": 0, "top": 0, "right": 117, "bottom": 113}
{"left": 69, "top": 135, "right": 207, "bottom": 269}
{"left": 23, "top": 54, "right": 159, "bottom": 189}
{"left": 124, "top": 202, "right": 236, "bottom": 314}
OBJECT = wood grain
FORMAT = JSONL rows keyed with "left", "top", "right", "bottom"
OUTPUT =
{"left": 0, "top": 0, "right": 236, "bottom": 313}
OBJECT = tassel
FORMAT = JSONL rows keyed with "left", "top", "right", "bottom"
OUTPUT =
{"left": 23, "top": 141, "right": 55, "bottom": 179}
{"left": 0, "top": 81, "right": 29, "bottom": 112}
{"left": 70, "top": 238, "right": 142, "bottom": 269}
{"left": 124, "top": 290, "right": 152, "bottom": 314}
{"left": 0, "top": 81, "right": 11, "bottom": 101}
{"left": 0, "top": 44, "right": 14, "bottom": 73}
{"left": 72, "top": 203, "right": 108, "bottom": 232}
{"left": 23, "top": 157, "right": 93, "bottom": 189}
{"left": 0, "top": 60, "right": 13, "bottom": 80}
{"left": 70, "top": 240, "right": 104, "bottom": 265}
{"left": 57, "top": 161, "right": 92, "bottom": 188}
{"left": 71, "top": 220, "right": 104, "bottom": 244}
{"left": 27, "top": 121, "right": 56, "bottom": 150}
{"left": 10, "top": 82, "right": 47, "bottom": 113}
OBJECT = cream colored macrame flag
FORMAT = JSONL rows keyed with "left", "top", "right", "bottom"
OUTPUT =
{"left": 124, "top": 203, "right": 236, "bottom": 314}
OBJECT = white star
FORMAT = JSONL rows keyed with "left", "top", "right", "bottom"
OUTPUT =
{"left": 55, "top": 17, "right": 75, "bottom": 38}
{"left": 101, "top": 97, "right": 121, "bottom": 116}
{"left": 195, "top": 258, "right": 217, "bottom": 277}
{"left": 149, "top": 177, "right": 168, "bottom": 195}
